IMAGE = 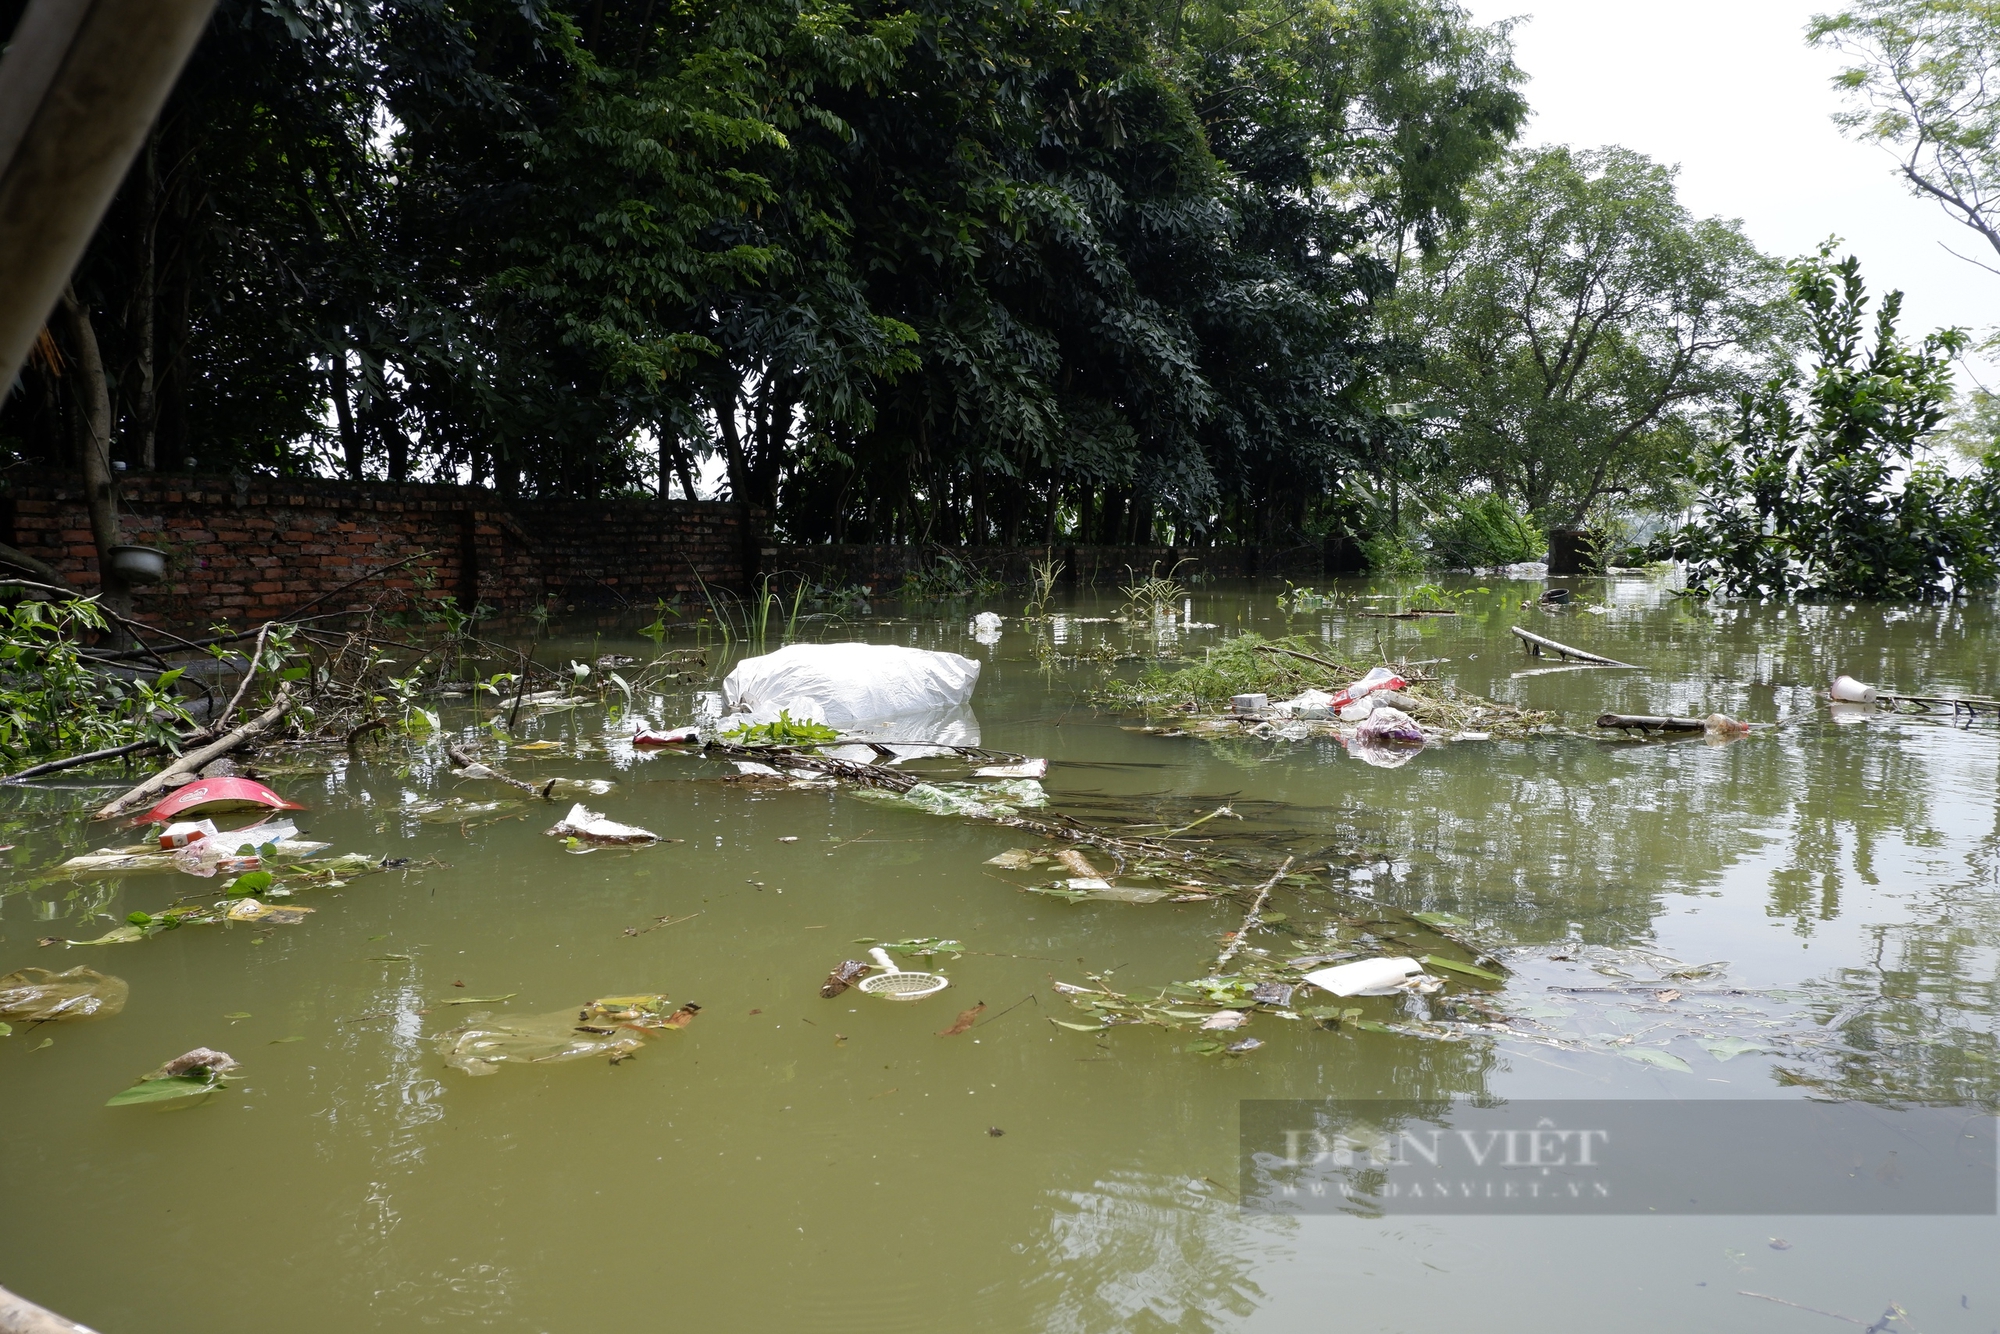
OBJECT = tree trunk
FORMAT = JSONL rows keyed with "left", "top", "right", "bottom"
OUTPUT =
{"left": 330, "top": 349, "right": 363, "bottom": 479}
{"left": 711, "top": 376, "right": 751, "bottom": 505}
{"left": 126, "top": 131, "right": 159, "bottom": 471}
{"left": 56, "top": 288, "right": 132, "bottom": 626}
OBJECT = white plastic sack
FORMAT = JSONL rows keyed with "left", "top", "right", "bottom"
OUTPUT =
{"left": 722, "top": 643, "right": 981, "bottom": 733}
{"left": 1272, "top": 689, "right": 1334, "bottom": 719}
{"left": 1303, "top": 956, "right": 1431, "bottom": 997}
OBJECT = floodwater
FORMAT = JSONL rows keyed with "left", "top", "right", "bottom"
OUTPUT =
{"left": 2, "top": 575, "right": 1997, "bottom": 1333}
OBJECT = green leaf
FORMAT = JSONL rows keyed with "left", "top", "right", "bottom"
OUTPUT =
{"left": 1620, "top": 1047, "right": 1693, "bottom": 1073}
{"left": 154, "top": 667, "right": 185, "bottom": 689}
{"left": 1048, "top": 1019, "right": 1107, "bottom": 1032}
{"left": 0, "top": 1021, "right": 10, "bottom": 1037}
{"left": 1422, "top": 954, "right": 1505, "bottom": 983}
{"left": 1350, "top": 1019, "right": 1398, "bottom": 1034}
{"left": 1698, "top": 1036, "right": 1767, "bottom": 1062}
{"left": 105, "top": 1074, "right": 219, "bottom": 1106}
{"left": 223, "top": 1012, "right": 251, "bottom": 1019}
{"left": 69, "top": 925, "right": 146, "bottom": 945}
{"left": 270, "top": 1036, "right": 304, "bottom": 1044}
{"left": 279, "top": 666, "right": 309, "bottom": 681}
{"left": 438, "top": 994, "right": 517, "bottom": 1005}
{"left": 127, "top": 911, "right": 153, "bottom": 926}
{"left": 224, "top": 870, "right": 274, "bottom": 896}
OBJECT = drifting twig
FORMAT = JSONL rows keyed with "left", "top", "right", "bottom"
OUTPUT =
{"left": 1735, "top": 1291, "right": 1877, "bottom": 1326}
{"left": 1, "top": 738, "right": 163, "bottom": 785}
{"left": 1251, "top": 644, "right": 1358, "bottom": 675}
{"left": 215, "top": 622, "right": 275, "bottom": 733}
{"left": 1595, "top": 713, "right": 1705, "bottom": 733}
{"left": 1211, "top": 857, "right": 1294, "bottom": 974}
{"left": 444, "top": 745, "right": 557, "bottom": 799}
{"left": 93, "top": 685, "right": 296, "bottom": 820}
{"left": 1164, "top": 804, "right": 1236, "bottom": 838}
{"left": 1509, "top": 625, "right": 1637, "bottom": 668}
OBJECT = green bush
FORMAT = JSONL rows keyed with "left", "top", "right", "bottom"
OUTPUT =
{"left": 0, "top": 598, "right": 193, "bottom": 766}
{"left": 1424, "top": 495, "right": 1544, "bottom": 569}
{"left": 1359, "top": 532, "right": 1429, "bottom": 574}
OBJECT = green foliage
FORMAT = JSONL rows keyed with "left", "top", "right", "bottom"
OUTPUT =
{"left": 4, "top": 0, "right": 1528, "bottom": 553}
{"left": 1423, "top": 493, "right": 1543, "bottom": 568}
{"left": 1811, "top": 0, "right": 2000, "bottom": 270}
{"left": 1278, "top": 583, "right": 1341, "bottom": 613}
{"left": 0, "top": 599, "right": 193, "bottom": 766}
{"left": 719, "top": 709, "right": 840, "bottom": 745}
{"left": 899, "top": 553, "right": 1003, "bottom": 602}
{"left": 1360, "top": 531, "right": 1429, "bottom": 574}
{"left": 1097, "top": 633, "right": 1346, "bottom": 707}
{"left": 1388, "top": 145, "right": 1789, "bottom": 527}
{"left": 1118, "top": 562, "right": 1190, "bottom": 621}
{"left": 1402, "top": 582, "right": 1485, "bottom": 611}
{"left": 1673, "top": 246, "right": 1998, "bottom": 600}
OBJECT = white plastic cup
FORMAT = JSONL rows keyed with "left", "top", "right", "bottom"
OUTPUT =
{"left": 1830, "top": 675, "right": 1877, "bottom": 704}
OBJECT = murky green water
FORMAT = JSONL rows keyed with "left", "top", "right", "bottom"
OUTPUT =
{"left": 3, "top": 576, "right": 1997, "bottom": 1332}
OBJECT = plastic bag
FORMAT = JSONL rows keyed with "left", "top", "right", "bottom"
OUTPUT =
{"left": 545, "top": 804, "right": 659, "bottom": 846}
{"left": 1271, "top": 689, "right": 1334, "bottom": 719}
{"left": 0, "top": 966, "right": 129, "bottom": 1022}
{"left": 1302, "top": 956, "right": 1433, "bottom": 997}
{"left": 436, "top": 995, "right": 696, "bottom": 1076}
{"left": 898, "top": 778, "right": 1047, "bottom": 818}
{"left": 1329, "top": 668, "right": 1406, "bottom": 711}
{"left": 969, "top": 611, "right": 1003, "bottom": 644}
{"left": 1356, "top": 706, "right": 1424, "bottom": 746}
{"left": 633, "top": 725, "right": 700, "bottom": 746}
{"left": 722, "top": 643, "right": 980, "bottom": 731}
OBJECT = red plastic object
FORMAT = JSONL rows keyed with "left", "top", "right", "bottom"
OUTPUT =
{"left": 633, "top": 726, "right": 700, "bottom": 746}
{"left": 142, "top": 776, "right": 305, "bottom": 824}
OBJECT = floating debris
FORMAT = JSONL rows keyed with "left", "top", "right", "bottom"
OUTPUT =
{"left": 544, "top": 804, "right": 659, "bottom": 846}
{"left": 0, "top": 967, "right": 129, "bottom": 1023}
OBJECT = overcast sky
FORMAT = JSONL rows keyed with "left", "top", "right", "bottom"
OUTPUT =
{"left": 1458, "top": 0, "right": 1999, "bottom": 391}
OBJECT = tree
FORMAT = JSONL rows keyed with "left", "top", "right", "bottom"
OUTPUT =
{"left": 1387, "top": 145, "right": 1789, "bottom": 528}
{"left": 1673, "top": 246, "right": 1998, "bottom": 600}
{"left": 0, "top": 0, "right": 1529, "bottom": 552}
{"left": 1811, "top": 0, "right": 2000, "bottom": 270}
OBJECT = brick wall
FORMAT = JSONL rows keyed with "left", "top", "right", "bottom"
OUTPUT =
{"left": 0, "top": 472, "right": 1360, "bottom": 634}
{"left": 0, "top": 473, "right": 765, "bottom": 629}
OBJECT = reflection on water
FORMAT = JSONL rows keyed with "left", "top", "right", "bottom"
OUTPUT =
{"left": 1, "top": 575, "right": 1996, "bottom": 1331}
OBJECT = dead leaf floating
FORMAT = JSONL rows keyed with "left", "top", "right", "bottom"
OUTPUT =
{"left": 820, "top": 960, "right": 872, "bottom": 998}
{"left": 937, "top": 1002, "right": 986, "bottom": 1036}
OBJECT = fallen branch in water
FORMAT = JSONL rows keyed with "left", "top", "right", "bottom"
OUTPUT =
{"left": 94, "top": 685, "right": 296, "bottom": 820}
{"left": 1510, "top": 625, "right": 1638, "bottom": 668}
{"left": 1212, "top": 857, "right": 1294, "bottom": 974}
{"left": 1, "top": 737, "right": 164, "bottom": 785}
{"left": 1251, "top": 644, "right": 1359, "bottom": 675}
{"left": 444, "top": 745, "right": 557, "bottom": 799}
{"left": 1595, "top": 713, "right": 1705, "bottom": 733}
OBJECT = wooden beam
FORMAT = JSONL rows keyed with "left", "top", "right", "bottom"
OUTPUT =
{"left": 0, "top": 0, "right": 218, "bottom": 393}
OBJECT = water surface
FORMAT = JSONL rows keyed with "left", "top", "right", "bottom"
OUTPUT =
{"left": 3, "top": 575, "right": 1996, "bottom": 1332}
